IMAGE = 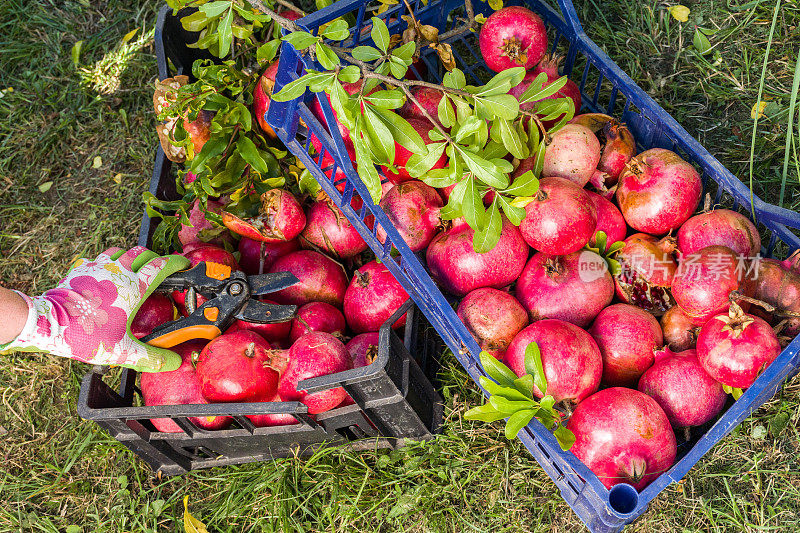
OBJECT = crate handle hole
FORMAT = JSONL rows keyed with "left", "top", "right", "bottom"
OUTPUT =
{"left": 608, "top": 483, "right": 639, "bottom": 515}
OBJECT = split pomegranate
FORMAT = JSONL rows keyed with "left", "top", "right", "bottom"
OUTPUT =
{"left": 300, "top": 199, "right": 367, "bottom": 259}
{"left": 614, "top": 233, "right": 677, "bottom": 315}
{"left": 616, "top": 148, "right": 702, "bottom": 235}
{"left": 222, "top": 189, "right": 306, "bottom": 243}
{"left": 515, "top": 250, "right": 614, "bottom": 328}
{"left": 347, "top": 332, "right": 380, "bottom": 368}
{"left": 343, "top": 260, "right": 409, "bottom": 333}
{"left": 226, "top": 298, "right": 292, "bottom": 345}
{"left": 541, "top": 124, "right": 601, "bottom": 188}
{"left": 567, "top": 387, "right": 677, "bottom": 490}
{"left": 677, "top": 208, "right": 761, "bottom": 258}
{"left": 426, "top": 215, "right": 529, "bottom": 296}
{"left": 660, "top": 305, "right": 702, "bottom": 351}
{"left": 131, "top": 292, "right": 174, "bottom": 339}
{"left": 183, "top": 110, "right": 214, "bottom": 155}
{"left": 237, "top": 237, "right": 300, "bottom": 275}
{"left": 381, "top": 117, "right": 448, "bottom": 183}
{"left": 277, "top": 332, "right": 353, "bottom": 414}
{"left": 589, "top": 303, "right": 663, "bottom": 387}
{"left": 520, "top": 176, "right": 597, "bottom": 255}
{"left": 377, "top": 180, "right": 443, "bottom": 252}
{"left": 478, "top": 6, "right": 548, "bottom": 72}
{"left": 195, "top": 330, "right": 279, "bottom": 403}
{"left": 697, "top": 303, "right": 781, "bottom": 389}
{"left": 457, "top": 287, "right": 529, "bottom": 359}
{"left": 586, "top": 191, "right": 627, "bottom": 247}
{"left": 289, "top": 301, "right": 346, "bottom": 343}
{"left": 268, "top": 250, "right": 349, "bottom": 307}
{"left": 638, "top": 348, "right": 727, "bottom": 429}
{"left": 751, "top": 258, "right": 800, "bottom": 336}
{"left": 504, "top": 319, "right": 602, "bottom": 404}
{"left": 570, "top": 113, "right": 636, "bottom": 186}
{"left": 178, "top": 198, "right": 230, "bottom": 248}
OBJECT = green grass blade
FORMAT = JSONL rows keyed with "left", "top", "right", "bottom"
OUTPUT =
{"left": 780, "top": 48, "right": 800, "bottom": 208}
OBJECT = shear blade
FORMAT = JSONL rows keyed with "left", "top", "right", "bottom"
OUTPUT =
{"left": 247, "top": 271, "right": 300, "bottom": 296}
{"left": 235, "top": 299, "right": 297, "bottom": 324}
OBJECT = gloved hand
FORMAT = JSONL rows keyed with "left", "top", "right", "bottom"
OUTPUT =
{"left": 1, "top": 247, "right": 190, "bottom": 372}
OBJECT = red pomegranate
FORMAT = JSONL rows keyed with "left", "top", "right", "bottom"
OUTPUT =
{"left": 381, "top": 117, "right": 447, "bottom": 183}
{"left": 237, "top": 237, "right": 300, "bottom": 275}
{"left": 268, "top": 250, "right": 349, "bottom": 307}
{"left": 226, "top": 298, "right": 292, "bottom": 345}
{"left": 343, "top": 260, "right": 409, "bottom": 333}
{"left": 567, "top": 388, "right": 677, "bottom": 490}
{"left": 377, "top": 180, "right": 443, "bottom": 252}
{"left": 178, "top": 198, "right": 230, "bottom": 248}
{"left": 541, "top": 124, "right": 601, "bottom": 188}
{"left": 247, "top": 392, "right": 299, "bottom": 428}
{"left": 510, "top": 55, "right": 582, "bottom": 125}
{"left": 677, "top": 208, "right": 760, "bottom": 258}
{"left": 289, "top": 301, "right": 346, "bottom": 343}
{"left": 478, "top": 6, "right": 548, "bottom": 72}
{"left": 751, "top": 258, "right": 800, "bottom": 336}
{"left": 253, "top": 61, "right": 279, "bottom": 139}
{"left": 586, "top": 191, "right": 627, "bottom": 247}
{"left": 660, "top": 305, "right": 702, "bottom": 352}
{"left": 457, "top": 287, "right": 529, "bottom": 359}
{"left": 300, "top": 199, "right": 367, "bottom": 259}
{"left": 347, "top": 332, "right": 380, "bottom": 368}
{"left": 222, "top": 189, "right": 306, "bottom": 243}
{"left": 570, "top": 113, "right": 636, "bottom": 186}
{"left": 398, "top": 86, "right": 444, "bottom": 126}
{"left": 131, "top": 292, "right": 174, "bottom": 339}
{"left": 614, "top": 233, "right": 677, "bottom": 315}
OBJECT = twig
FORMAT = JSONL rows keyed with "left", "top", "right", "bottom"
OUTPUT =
{"left": 272, "top": 0, "right": 306, "bottom": 16}
{"left": 248, "top": 0, "right": 304, "bottom": 32}
{"left": 399, "top": 84, "right": 454, "bottom": 144}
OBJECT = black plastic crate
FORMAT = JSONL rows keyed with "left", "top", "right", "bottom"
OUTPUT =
{"left": 76, "top": 6, "right": 444, "bottom": 476}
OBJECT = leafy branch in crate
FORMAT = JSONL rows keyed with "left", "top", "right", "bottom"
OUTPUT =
{"left": 464, "top": 345, "right": 575, "bottom": 450}
{"left": 269, "top": 13, "right": 576, "bottom": 252}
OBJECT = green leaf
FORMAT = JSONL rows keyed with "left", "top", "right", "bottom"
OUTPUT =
{"left": 490, "top": 157, "right": 514, "bottom": 173}
{"left": 478, "top": 376, "right": 531, "bottom": 402}
{"left": 453, "top": 116, "right": 483, "bottom": 143}
{"left": 535, "top": 99, "right": 570, "bottom": 121}
{"left": 271, "top": 76, "right": 310, "bottom": 102}
{"left": 338, "top": 65, "right": 361, "bottom": 84}
{"left": 419, "top": 168, "right": 458, "bottom": 188}
{"left": 501, "top": 169, "right": 539, "bottom": 196}
{"left": 554, "top": 425, "right": 576, "bottom": 450}
{"left": 533, "top": 139, "right": 546, "bottom": 177}
{"left": 462, "top": 176, "right": 485, "bottom": 230}
{"left": 283, "top": 30, "right": 319, "bottom": 50}
{"left": 488, "top": 0, "right": 504, "bottom": 10}
{"left": 480, "top": 94, "right": 520, "bottom": 120}
{"left": 464, "top": 403, "right": 508, "bottom": 423}
{"left": 473, "top": 198, "right": 502, "bottom": 253}
{"left": 199, "top": 1, "right": 229, "bottom": 17}
{"left": 352, "top": 134, "right": 383, "bottom": 203}
{"left": 693, "top": 27, "right": 712, "bottom": 55}
{"left": 490, "top": 396, "right": 535, "bottom": 414}
{"left": 482, "top": 141, "right": 507, "bottom": 161}
{"left": 460, "top": 149, "right": 508, "bottom": 189}
{"left": 388, "top": 57, "right": 408, "bottom": 79}
{"left": 180, "top": 11, "right": 210, "bottom": 32}
{"left": 392, "top": 41, "right": 416, "bottom": 63}
{"left": 406, "top": 142, "right": 447, "bottom": 178}
{"left": 443, "top": 68, "right": 466, "bottom": 90}
{"left": 505, "top": 409, "right": 536, "bottom": 439}
{"left": 513, "top": 374, "right": 535, "bottom": 399}
{"left": 307, "top": 72, "right": 337, "bottom": 92}
{"left": 256, "top": 39, "right": 281, "bottom": 62}
{"left": 497, "top": 195, "right": 525, "bottom": 225}
{"left": 479, "top": 350, "right": 517, "bottom": 387}
{"left": 483, "top": 67, "right": 526, "bottom": 93}
{"left": 594, "top": 231, "right": 608, "bottom": 254}
{"left": 370, "top": 107, "right": 426, "bottom": 153}
{"left": 316, "top": 42, "right": 339, "bottom": 69}
{"left": 365, "top": 89, "right": 405, "bottom": 109}
{"left": 524, "top": 342, "right": 547, "bottom": 395}
{"left": 437, "top": 95, "right": 455, "bottom": 128}
{"left": 71, "top": 40, "right": 83, "bottom": 67}
{"left": 217, "top": 8, "right": 234, "bottom": 57}
{"left": 519, "top": 73, "right": 566, "bottom": 104}
{"left": 362, "top": 105, "right": 396, "bottom": 165}
{"left": 370, "top": 17, "right": 390, "bottom": 53}
{"left": 236, "top": 137, "right": 269, "bottom": 174}
{"left": 321, "top": 19, "right": 350, "bottom": 41}
{"left": 352, "top": 45, "right": 383, "bottom": 61}
{"left": 498, "top": 118, "right": 526, "bottom": 159}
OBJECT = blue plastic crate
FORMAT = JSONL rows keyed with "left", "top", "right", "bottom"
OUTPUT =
{"left": 265, "top": 0, "right": 800, "bottom": 530}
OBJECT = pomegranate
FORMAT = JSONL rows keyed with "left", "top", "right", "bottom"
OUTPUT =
{"left": 277, "top": 332, "right": 353, "bottom": 414}
{"left": 347, "top": 332, "right": 380, "bottom": 368}
{"left": 616, "top": 148, "right": 702, "bottom": 235}
{"left": 677, "top": 208, "right": 761, "bottom": 258}
{"left": 222, "top": 189, "right": 306, "bottom": 243}
{"left": 309, "top": 79, "right": 367, "bottom": 156}
{"left": 570, "top": 113, "right": 636, "bottom": 186}
{"left": 509, "top": 55, "right": 582, "bottom": 122}
{"left": 268, "top": 250, "right": 349, "bottom": 307}
{"left": 131, "top": 292, "right": 174, "bottom": 339}
{"left": 238, "top": 237, "right": 300, "bottom": 275}
{"left": 178, "top": 198, "right": 229, "bottom": 248}
{"left": 781, "top": 250, "right": 800, "bottom": 273}
{"left": 504, "top": 319, "right": 602, "bottom": 404}
{"left": 289, "top": 301, "right": 346, "bottom": 343}
{"left": 567, "top": 388, "right": 677, "bottom": 490}
{"left": 589, "top": 303, "right": 663, "bottom": 387}
{"left": 586, "top": 191, "right": 626, "bottom": 247}
{"left": 343, "top": 260, "right": 409, "bottom": 333}
{"left": 300, "top": 199, "right": 367, "bottom": 259}
{"left": 520, "top": 176, "right": 597, "bottom": 255}
{"left": 697, "top": 303, "right": 782, "bottom": 389}
{"left": 660, "top": 305, "right": 702, "bottom": 351}
{"left": 541, "top": 124, "right": 601, "bottom": 187}
{"left": 638, "top": 348, "right": 727, "bottom": 429}
{"left": 671, "top": 245, "right": 750, "bottom": 323}
{"left": 381, "top": 117, "right": 447, "bottom": 183}
{"left": 253, "top": 61, "right": 279, "bottom": 139}
{"left": 478, "top": 6, "right": 547, "bottom": 72}
{"left": 398, "top": 86, "right": 444, "bottom": 125}
{"left": 226, "top": 298, "right": 293, "bottom": 345}
{"left": 247, "top": 392, "right": 299, "bottom": 427}
{"left": 183, "top": 109, "right": 214, "bottom": 155}
{"left": 426, "top": 215, "right": 529, "bottom": 296}
{"left": 140, "top": 340, "right": 231, "bottom": 432}
{"left": 614, "top": 233, "right": 677, "bottom": 315}
{"left": 457, "top": 287, "right": 528, "bottom": 359}
{"left": 515, "top": 251, "right": 614, "bottom": 328}
{"left": 195, "top": 330, "right": 279, "bottom": 403}
{"left": 377, "top": 180, "right": 443, "bottom": 252}
{"left": 751, "top": 258, "right": 800, "bottom": 336}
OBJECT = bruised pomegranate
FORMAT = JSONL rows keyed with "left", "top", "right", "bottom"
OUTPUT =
{"left": 131, "top": 292, "right": 174, "bottom": 339}
{"left": 300, "top": 199, "right": 367, "bottom": 259}
{"left": 614, "top": 233, "right": 677, "bottom": 315}
{"left": 541, "top": 124, "right": 601, "bottom": 188}
{"left": 343, "top": 260, "right": 409, "bottom": 333}
{"left": 457, "top": 287, "right": 528, "bottom": 359}
{"left": 183, "top": 110, "right": 214, "bottom": 155}
{"left": 677, "top": 208, "right": 761, "bottom": 258}
{"left": 570, "top": 113, "right": 636, "bottom": 186}
{"left": 253, "top": 61, "right": 279, "bottom": 139}
{"left": 377, "top": 180, "right": 443, "bottom": 252}
{"left": 697, "top": 303, "right": 782, "bottom": 389}
{"left": 660, "top": 305, "right": 702, "bottom": 351}
{"left": 586, "top": 191, "right": 626, "bottom": 247}
{"left": 289, "top": 301, "right": 346, "bottom": 343}
{"left": 478, "top": 6, "right": 547, "bottom": 72}
{"left": 567, "top": 388, "right": 677, "bottom": 490}
{"left": 268, "top": 250, "right": 348, "bottom": 307}
{"left": 638, "top": 348, "right": 727, "bottom": 429}
{"left": 222, "top": 189, "right": 306, "bottom": 243}
{"left": 515, "top": 251, "right": 614, "bottom": 328}
{"left": 589, "top": 303, "right": 663, "bottom": 387}
{"left": 426, "top": 215, "right": 529, "bottom": 296}
{"left": 277, "top": 332, "right": 353, "bottom": 414}
{"left": 381, "top": 117, "right": 447, "bottom": 183}
{"left": 195, "top": 330, "right": 279, "bottom": 403}
{"left": 751, "top": 258, "right": 800, "bottom": 336}
{"left": 616, "top": 149, "right": 702, "bottom": 235}
{"left": 238, "top": 237, "right": 300, "bottom": 275}
{"left": 520, "top": 177, "right": 597, "bottom": 255}
{"left": 140, "top": 340, "right": 231, "bottom": 432}
{"left": 505, "top": 319, "right": 602, "bottom": 404}
{"left": 226, "top": 298, "right": 292, "bottom": 345}
{"left": 671, "top": 245, "right": 750, "bottom": 323}
{"left": 347, "top": 332, "right": 380, "bottom": 368}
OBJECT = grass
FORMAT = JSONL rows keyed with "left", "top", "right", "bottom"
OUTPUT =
{"left": 0, "top": 0, "right": 799, "bottom": 531}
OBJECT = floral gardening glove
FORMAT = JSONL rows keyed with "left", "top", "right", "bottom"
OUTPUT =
{"left": 0, "top": 247, "right": 190, "bottom": 372}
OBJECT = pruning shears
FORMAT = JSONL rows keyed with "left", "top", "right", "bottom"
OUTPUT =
{"left": 141, "top": 261, "right": 299, "bottom": 348}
